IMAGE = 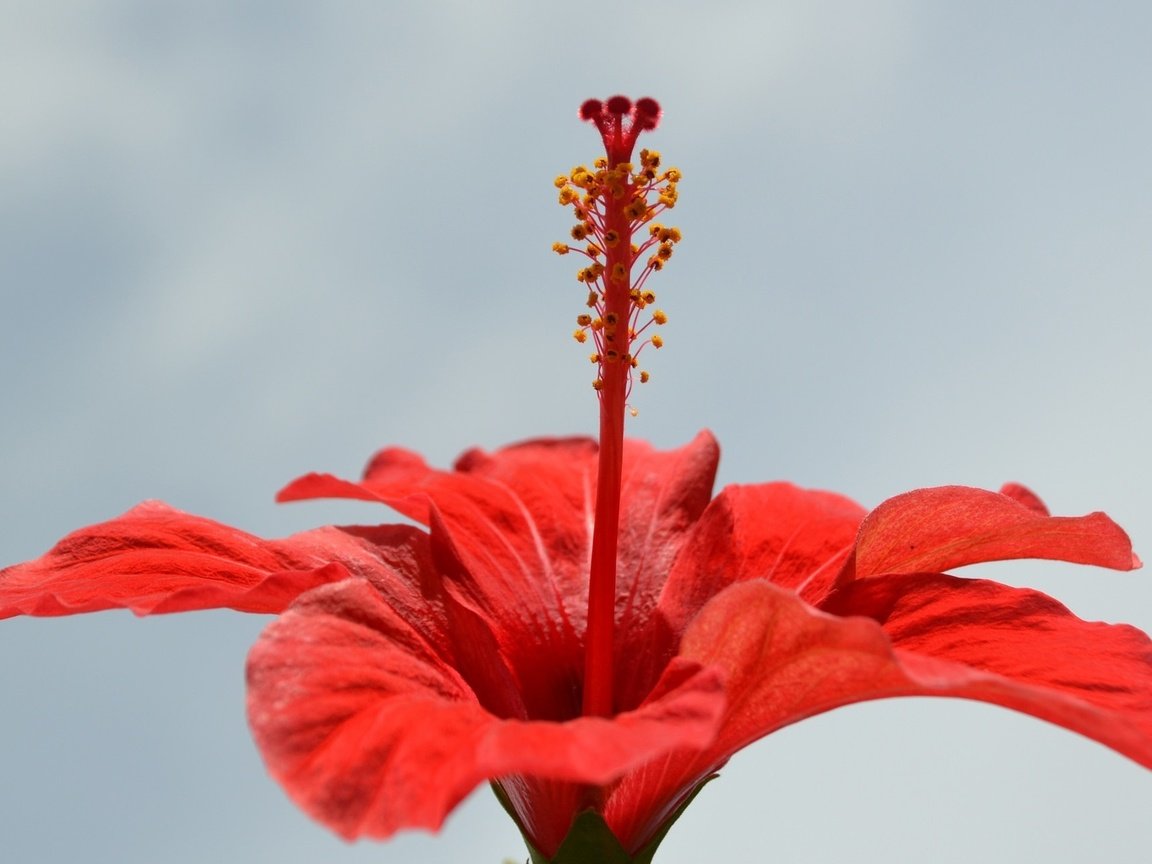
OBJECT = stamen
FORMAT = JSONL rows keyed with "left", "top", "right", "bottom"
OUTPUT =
{"left": 554, "top": 99, "right": 682, "bottom": 396}
{"left": 553, "top": 97, "right": 682, "bottom": 718}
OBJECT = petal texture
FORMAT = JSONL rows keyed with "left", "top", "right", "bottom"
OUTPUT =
{"left": 0, "top": 501, "right": 370, "bottom": 617}
{"left": 845, "top": 485, "right": 1139, "bottom": 582}
{"left": 825, "top": 574, "right": 1152, "bottom": 768}
{"left": 246, "top": 577, "right": 726, "bottom": 845}
{"left": 659, "top": 482, "right": 864, "bottom": 630}
{"left": 619, "top": 481, "right": 864, "bottom": 707}
{"left": 279, "top": 433, "right": 719, "bottom": 715}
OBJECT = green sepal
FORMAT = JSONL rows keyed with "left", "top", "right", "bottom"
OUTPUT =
{"left": 491, "top": 775, "right": 717, "bottom": 864}
{"left": 548, "top": 810, "right": 634, "bottom": 864}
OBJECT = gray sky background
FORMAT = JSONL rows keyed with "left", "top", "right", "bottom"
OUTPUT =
{"left": 2, "top": 2, "right": 1150, "bottom": 862}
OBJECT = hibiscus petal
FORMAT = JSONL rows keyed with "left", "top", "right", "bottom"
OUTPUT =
{"left": 999, "top": 482, "right": 1049, "bottom": 515}
{"left": 614, "top": 431, "right": 719, "bottom": 641}
{"left": 278, "top": 446, "right": 450, "bottom": 523}
{"left": 278, "top": 434, "right": 721, "bottom": 715}
{"left": 824, "top": 573, "right": 1152, "bottom": 769}
{"left": 845, "top": 485, "right": 1139, "bottom": 582}
{"left": 617, "top": 482, "right": 864, "bottom": 708}
{"left": 659, "top": 482, "right": 864, "bottom": 630}
{"left": 0, "top": 501, "right": 382, "bottom": 618}
{"left": 665, "top": 577, "right": 1152, "bottom": 815}
{"left": 597, "top": 580, "right": 913, "bottom": 854}
{"left": 675, "top": 581, "right": 909, "bottom": 768}
{"left": 246, "top": 577, "right": 726, "bottom": 844}
{"left": 279, "top": 439, "right": 599, "bottom": 655}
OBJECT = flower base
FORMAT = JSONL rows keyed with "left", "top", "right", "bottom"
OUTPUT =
{"left": 492, "top": 779, "right": 713, "bottom": 864}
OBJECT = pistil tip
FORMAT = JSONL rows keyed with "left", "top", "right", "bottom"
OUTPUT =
{"left": 605, "top": 95, "right": 633, "bottom": 114}
{"left": 578, "top": 95, "right": 663, "bottom": 165}
{"left": 579, "top": 99, "right": 603, "bottom": 121}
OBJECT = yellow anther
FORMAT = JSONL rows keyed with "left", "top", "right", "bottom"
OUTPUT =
{"left": 629, "top": 406, "right": 639, "bottom": 418}
{"left": 555, "top": 131, "right": 682, "bottom": 384}
{"left": 624, "top": 198, "right": 648, "bottom": 220}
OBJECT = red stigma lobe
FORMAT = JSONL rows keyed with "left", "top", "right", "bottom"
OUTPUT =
{"left": 579, "top": 95, "right": 663, "bottom": 165}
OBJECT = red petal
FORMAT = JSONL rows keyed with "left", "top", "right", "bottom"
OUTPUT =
{"left": 660, "top": 482, "right": 864, "bottom": 628}
{"left": 279, "top": 434, "right": 720, "bottom": 714}
{"left": 845, "top": 485, "right": 1139, "bottom": 582}
{"left": 279, "top": 439, "right": 602, "bottom": 666}
{"left": 663, "top": 576, "right": 1152, "bottom": 815}
{"left": 597, "top": 581, "right": 910, "bottom": 851}
{"left": 277, "top": 446, "right": 444, "bottom": 522}
{"left": 824, "top": 573, "right": 1152, "bottom": 768}
{"left": 999, "top": 482, "right": 1049, "bottom": 515}
{"left": 617, "top": 482, "right": 864, "bottom": 707}
{"left": 0, "top": 501, "right": 368, "bottom": 617}
{"left": 676, "top": 581, "right": 908, "bottom": 767}
{"left": 614, "top": 432, "right": 720, "bottom": 647}
{"left": 246, "top": 577, "right": 725, "bottom": 845}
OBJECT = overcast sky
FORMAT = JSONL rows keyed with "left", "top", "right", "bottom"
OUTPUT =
{"left": 2, "top": 2, "right": 1150, "bottom": 862}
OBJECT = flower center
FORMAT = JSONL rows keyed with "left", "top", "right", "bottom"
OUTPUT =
{"left": 553, "top": 96, "right": 683, "bottom": 716}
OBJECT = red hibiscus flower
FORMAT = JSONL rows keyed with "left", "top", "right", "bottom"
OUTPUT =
{"left": 2, "top": 97, "right": 1150, "bottom": 864}
{"left": 1, "top": 434, "right": 1148, "bottom": 861}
